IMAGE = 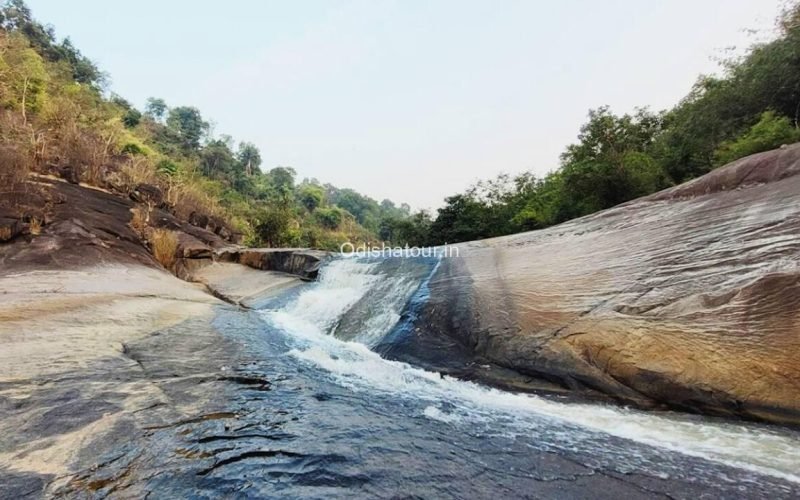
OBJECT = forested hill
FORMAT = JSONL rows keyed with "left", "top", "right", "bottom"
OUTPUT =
{"left": 379, "top": 2, "right": 800, "bottom": 246}
{"left": 0, "top": 0, "right": 409, "bottom": 250}
{"left": 3, "top": 0, "right": 800, "bottom": 250}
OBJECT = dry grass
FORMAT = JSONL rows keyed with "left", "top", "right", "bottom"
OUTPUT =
{"left": 150, "top": 228, "right": 178, "bottom": 269}
{"left": 29, "top": 218, "right": 42, "bottom": 235}
{"left": 0, "top": 111, "right": 35, "bottom": 201}
{"left": 165, "top": 180, "right": 222, "bottom": 221}
{"left": 120, "top": 157, "right": 158, "bottom": 190}
{"left": 129, "top": 205, "right": 150, "bottom": 238}
{"left": 61, "top": 128, "right": 109, "bottom": 185}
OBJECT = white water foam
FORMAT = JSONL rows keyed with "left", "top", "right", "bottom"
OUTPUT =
{"left": 263, "top": 258, "right": 800, "bottom": 484}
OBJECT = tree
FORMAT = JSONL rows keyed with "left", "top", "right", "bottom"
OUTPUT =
{"left": 122, "top": 108, "right": 141, "bottom": 128}
{"left": 166, "top": 106, "right": 208, "bottom": 151}
{"left": 254, "top": 206, "right": 294, "bottom": 247}
{"left": 145, "top": 97, "right": 167, "bottom": 122}
{"left": 1, "top": 0, "right": 103, "bottom": 87}
{"left": 298, "top": 184, "right": 324, "bottom": 212}
{"left": 199, "top": 139, "right": 237, "bottom": 178}
{"left": 430, "top": 194, "right": 492, "bottom": 244}
{"left": 237, "top": 142, "right": 261, "bottom": 175}
{"left": 1, "top": 35, "right": 48, "bottom": 124}
{"left": 265, "top": 166, "right": 296, "bottom": 207}
{"left": 557, "top": 107, "right": 668, "bottom": 217}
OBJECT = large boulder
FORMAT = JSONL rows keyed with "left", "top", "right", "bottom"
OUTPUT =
{"left": 413, "top": 144, "right": 800, "bottom": 425}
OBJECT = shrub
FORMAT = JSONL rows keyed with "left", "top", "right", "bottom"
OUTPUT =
{"left": 29, "top": 217, "right": 41, "bottom": 235}
{"left": 122, "top": 109, "right": 141, "bottom": 128}
{"left": 150, "top": 228, "right": 178, "bottom": 269}
{"left": 714, "top": 111, "right": 800, "bottom": 166}
{"left": 156, "top": 159, "right": 178, "bottom": 176}
{"left": 315, "top": 207, "right": 344, "bottom": 229}
{"left": 129, "top": 205, "right": 149, "bottom": 238}
{"left": 120, "top": 157, "right": 157, "bottom": 190}
{"left": 121, "top": 142, "right": 144, "bottom": 155}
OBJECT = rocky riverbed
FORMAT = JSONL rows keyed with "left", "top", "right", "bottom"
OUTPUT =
{"left": 0, "top": 146, "right": 799, "bottom": 497}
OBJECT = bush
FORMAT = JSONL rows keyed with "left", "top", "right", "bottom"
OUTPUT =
{"left": 156, "top": 159, "right": 178, "bottom": 176}
{"left": 129, "top": 205, "right": 149, "bottom": 238}
{"left": 315, "top": 207, "right": 344, "bottom": 229}
{"left": 120, "top": 157, "right": 157, "bottom": 190}
{"left": 255, "top": 206, "right": 294, "bottom": 247}
{"left": 122, "top": 108, "right": 141, "bottom": 128}
{"left": 150, "top": 228, "right": 178, "bottom": 269}
{"left": 298, "top": 184, "right": 324, "bottom": 212}
{"left": 714, "top": 111, "right": 800, "bottom": 166}
{"left": 121, "top": 142, "right": 144, "bottom": 155}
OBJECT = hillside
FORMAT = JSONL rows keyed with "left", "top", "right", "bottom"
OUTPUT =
{"left": 0, "top": 0, "right": 408, "bottom": 254}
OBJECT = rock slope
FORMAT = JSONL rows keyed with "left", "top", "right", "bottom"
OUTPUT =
{"left": 418, "top": 144, "right": 800, "bottom": 425}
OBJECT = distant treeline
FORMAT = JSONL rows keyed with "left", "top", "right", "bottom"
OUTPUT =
{"left": 380, "top": 2, "right": 800, "bottom": 246}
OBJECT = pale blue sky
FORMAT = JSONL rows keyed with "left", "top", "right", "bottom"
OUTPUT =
{"left": 27, "top": 0, "right": 782, "bottom": 209}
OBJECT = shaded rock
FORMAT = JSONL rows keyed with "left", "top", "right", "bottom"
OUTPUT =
{"left": 56, "top": 165, "right": 80, "bottom": 184}
{"left": 218, "top": 248, "right": 328, "bottom": 280}
{"left": 188, "top": 211, "right": 209, "bottom": 229}
{"left": 0, "top": 217, "right": 21, "bottom": 243}
{"left": 0, "top": 179, "right": 233, "bottom": 274}
{"left": 129, "top": 183, "right": 164, "bottom": 207}
{"left": 176, "top": 233, "right": 213, "bottom": 259}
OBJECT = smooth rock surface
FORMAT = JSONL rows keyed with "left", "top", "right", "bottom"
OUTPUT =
{"left": 416, "top": 144, "right": 800, "bottom": 424}
{"left": 192, "top": 262, "right": 304, "bottom": 307}
{"left": 0, "top": 265, "right": 221, "bottom": 484}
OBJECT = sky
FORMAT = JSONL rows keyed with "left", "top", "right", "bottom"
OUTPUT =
{"left": 26, "top": 0, "right": 784, "bottom": 210}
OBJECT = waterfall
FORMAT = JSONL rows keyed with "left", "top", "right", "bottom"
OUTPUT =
{"left": 260, "top": 257, "right": 800, "bottom": 484}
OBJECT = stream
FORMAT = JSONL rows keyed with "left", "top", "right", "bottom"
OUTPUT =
{"left": 57, "top": 257, "right": 800, "bottom": 498}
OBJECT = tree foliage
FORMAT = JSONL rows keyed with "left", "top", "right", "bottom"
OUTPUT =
{"left": 402, "top": 3, "right": 800, "bottom": 246}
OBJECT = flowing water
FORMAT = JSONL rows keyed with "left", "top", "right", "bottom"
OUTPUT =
{"left": 63, "top": 256, "right": 800, "bottom": 498}
{"left": 245, "top": 257, "right": 800, "bottom": 497}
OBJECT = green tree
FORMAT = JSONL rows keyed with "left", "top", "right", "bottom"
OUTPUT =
{"left": 145, "top": 97, "right": 167, "bottom": 121}
{"left": 298, "top": 183, "right": 324, "bottom": 212}
{"left": 237, "top": 141, "right": 262, "bottom": 175}
{"left": 199, "top": 138, "right": 237, "bottom": 178}
{"left": 1, "top": 34, "right": 48, "bottom": 123}
{"left": 267, "top": 166, "right": 296, "bottom": 206}
{"left": 166, "top": 106, "right": 208, "bottom": 151}
{"left": 254, "top": 206, "right": 294, "bottom": 247}
{"left": 1, "top": 0, "right": 103, "bottom": 87}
